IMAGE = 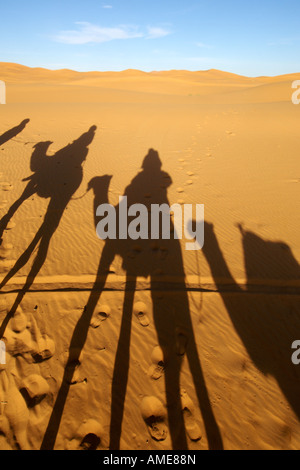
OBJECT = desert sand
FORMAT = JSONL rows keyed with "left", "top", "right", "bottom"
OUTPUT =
{"left": 0, "top": 62, "right": 300, "bottom": 450}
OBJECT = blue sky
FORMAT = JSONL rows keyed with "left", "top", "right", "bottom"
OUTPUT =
{"left": 1, "top": 0, "right": 299, "bottom": 76}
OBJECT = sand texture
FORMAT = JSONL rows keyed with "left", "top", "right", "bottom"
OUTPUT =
{"left": 0, "top": 63, "right": 300, "bottom": 450}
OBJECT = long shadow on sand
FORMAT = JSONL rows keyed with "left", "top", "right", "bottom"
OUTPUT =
{"left": 202, "top": 222, "right": 300, "bottom": 422}
{"left": 0, "top": 119, "right": 30, "bottom": 147}
{"left": 41, "top": 149, "right": 223, "bottom": 451}
{"left": 0, "top": 126, "right": 97, "bottom": 338}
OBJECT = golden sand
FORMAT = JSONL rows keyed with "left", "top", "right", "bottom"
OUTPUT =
{"left": 0, "top": 63, "right": 299, "bottom": 450}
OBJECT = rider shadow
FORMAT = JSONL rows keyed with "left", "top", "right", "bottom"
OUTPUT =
{"left": 41, "top": 149, "right": 223, "bottom": 450}
{"left": 0, "top": 126, "right": 97, "bottom": 337}
{"left": 202, "top": 222, "right": 300, "bottom": 422}
{"left": 0, "top": 119, "right": 30, "bottom": 147}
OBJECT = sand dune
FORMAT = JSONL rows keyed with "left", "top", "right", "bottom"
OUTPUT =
{"left": 0, "top": 63, "right": 300, "bottom": 450}
{"left": 1, "top": 62, "right": 299, "bottom": 103}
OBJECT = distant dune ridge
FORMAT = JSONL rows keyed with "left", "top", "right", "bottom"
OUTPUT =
{"left": 0, "top": 62, "right": 300, "bottom": 451}
{"left": 0, "top": 62, "right": 299, "bottom": 104}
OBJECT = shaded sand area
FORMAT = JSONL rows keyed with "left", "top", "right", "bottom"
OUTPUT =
{"left": 0, "top": 63, "right": 300, "bottom": 450}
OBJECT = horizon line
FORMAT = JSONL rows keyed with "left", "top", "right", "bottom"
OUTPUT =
{"left": 1, "top": 61, "right": 300, "bottom": 80}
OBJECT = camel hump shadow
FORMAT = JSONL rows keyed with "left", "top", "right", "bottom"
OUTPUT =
{"left": 22, "top": 126, "right": 97, "bottom": 200}
{"left": 237, "top": 223, "right": 300, "bottom": 283}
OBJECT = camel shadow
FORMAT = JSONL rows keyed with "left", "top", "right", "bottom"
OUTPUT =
{"left": 41, "top": 149, "right": 223, "bottom": 450}
{"left": 0, "top": 126, "right": 97, "bottom": 338}
{"left": 202, "top": 221, "right": 300, "bottom": 421}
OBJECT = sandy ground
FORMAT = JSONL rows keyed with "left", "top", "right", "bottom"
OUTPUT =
{"left": 0, "top": 63, "right": 300, "bottom": 450}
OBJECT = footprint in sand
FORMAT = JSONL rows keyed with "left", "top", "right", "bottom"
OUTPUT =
{"left": 0, "top": 259, "right": 16, "bottom": 272}
{"left": 148, "top": 346, "right": 165, "bottom": 380}
{"left": 68, "top": 362, "right": 87, "bottom": 386}
{"left": 66, "top": 419, "right": 104, "bottom": 450}
{"left": 65, "top": 353, "right": 82, "bottom": 385}
{"left": 1, "top": 183, "right": 13, "bottom": 192}
{"left": 177, "top": 187, "right": 184, "bottom": 194}
{"left": 0, "top": 242, "right": 13, "bottom": 260}
{"left": 181, "top": 389, "right": 202, "bottom": 442}
{"left": 31, "top": 337, "right": 55, "bottom": 363}
{"left": 133, "top": 301, "right": 150, "bottom": 327}
{"left": 90, "top": 304, "right": 111, "bottom": 329}
{"left": 0, "top": 369, "right": 30, "bottom": 449}
{"left": 186, "top": 171, "right": 195, "bottom": 177}
{"left": 10, "top": 308, "right": 28, "bottom": 333}
{"left": 1, "top": 311, "right": 56, "bottom": 450}
{"left": 141, "top": 396, "right": 168, "bottom": 442}
{"left": 0, "top": 296, "right": 8, "bottom": 313}
{"left": 185, "top": 180, "right": 193, "bottom": 186}
{"left": 20, "top": 374, "right": 50, "bottom": 404}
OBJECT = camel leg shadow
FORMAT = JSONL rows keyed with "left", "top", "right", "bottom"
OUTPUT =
{"left": 0, "top": 180, "right": 36, "bottom": 241}
{"left": 151, "top": 284, "right": 223, "bottom": 450}
{"left": 0, "top": 203, "right": 66, "bottom": 338}
{"left": 40, "top": 245, "right": 113, "bottom": 450}
{"left": 109, "top": 276, "right": 136, "bottom": 450}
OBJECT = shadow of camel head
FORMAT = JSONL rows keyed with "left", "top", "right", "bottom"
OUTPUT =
{"left": 72, "top": 125, "right": 97, "bottom": 148}
{"left": 87, "top": 175, "right": 113, "bottom": 195}
{"left": 32, "top": 141, "right": 53, "bottom": 151}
